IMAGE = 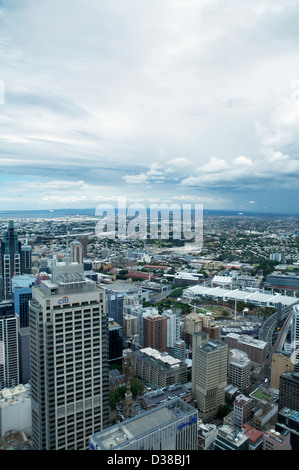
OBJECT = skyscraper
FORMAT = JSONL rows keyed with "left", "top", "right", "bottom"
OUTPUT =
{"left": 70, "top": 240, "right": 83, "bottom": 265}
{"left": 29, "top": 262, "right": 109, "bottom": 450}
{"left": 1, "top": 221, "right": 21, "bottom": 300}
{"left": 291, "top": 304, "right": 299, "bottom": 373}
{"left": 21, "top": 243, "right": 32, "bottom": 275}
{"left": 0, "top": 300, "right": 19, "bottom": 390}
{"left": 163, "top": 309, "right": 180, "bottom": 349}
{"left": 192, "top": 333, "right": 228, "bottom": 422}
{"left": 143, "top": 314, "right": 167, "bottom": 352}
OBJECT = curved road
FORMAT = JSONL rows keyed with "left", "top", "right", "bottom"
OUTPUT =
{"left": 258, "top": 300, "right": 299, "bottom": 381}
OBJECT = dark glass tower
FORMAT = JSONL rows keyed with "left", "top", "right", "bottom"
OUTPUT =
{"left": 1, "top": 221, "right": 22, "bottom": 300}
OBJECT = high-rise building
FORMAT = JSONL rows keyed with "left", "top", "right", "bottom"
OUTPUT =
{"left": 270, "top": 352, "right": 294, "bottom": 389}
{"left": 192, "top": 334, "right": 228, "bottom": 422}
{"left": 291, "top": 304, "right": 299, "bottom": 373}
{"left": 105, "top": 291, "right": 124, "bottom": 325}
{"left": 89, "top": 398, "right": 198, "bottom": 450}
{"left": 108, "top": 319, "right": 123, "bottom": 366}
{"left": 12, "top": 274, "right": 36, "bottom": 328}
{"left": 0, "top": 300, "right": 19, "bottom": 390}
{"left": 163, "top": 309, "right": 180, "bottom": 349}
{"left": 29, "top": 262, "right": 109, "bottom": 450}
{"left": 228, "top": 349, "right": 251, "bottom": 392}
{"left": 70, "top": 241, "right": 83, "bottom": 265}
{"left": 143, "top": 314, "right": 167, "bottom": 352}
{"left": 21, "top": 244, "right": 32, "bottom": 275}
{"left": 279, "top": 371, "right": 299, "bottom": 412}
{"left": 173, "top": 339, "right": 186, "bottom": 362}
{"left": 1, "top": 221, "right": 22, "bottom": 300}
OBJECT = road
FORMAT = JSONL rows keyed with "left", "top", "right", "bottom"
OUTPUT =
{"left": 258, "top": 299, "right": 299, "bottom": 382}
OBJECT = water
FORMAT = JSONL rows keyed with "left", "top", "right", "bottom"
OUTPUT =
{"left": 0, "top": 207, "right": 297, "bottom": 220}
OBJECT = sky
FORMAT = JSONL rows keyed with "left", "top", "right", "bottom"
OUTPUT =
{"left": 0, "top": 0, "right": 299, "bottom": 214}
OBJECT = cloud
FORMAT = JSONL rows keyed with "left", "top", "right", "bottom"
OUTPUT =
{"left": 0, "top": 0, "right": 299, "bottom": 212}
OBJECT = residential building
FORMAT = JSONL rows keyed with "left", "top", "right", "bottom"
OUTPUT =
{"left": 163, "top": 309, "right": 180, "bottom": 349}
{"left": 70, "top": 241, "right": 83, "bottom": 265}
{"left": 143, "top": 314, "right": 167, "bottom": 352}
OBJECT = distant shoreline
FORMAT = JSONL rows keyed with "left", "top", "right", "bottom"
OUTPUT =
{"left": 0, "top": 208, "right": 298, "bottom": 219}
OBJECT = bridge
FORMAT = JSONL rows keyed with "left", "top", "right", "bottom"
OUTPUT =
{"left": 258, "top": 300, "right": 299, "bottom": 382}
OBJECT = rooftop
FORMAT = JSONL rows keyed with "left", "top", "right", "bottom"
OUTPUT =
{"left": 91, "top": 399, "right": 196, "bottom": 450}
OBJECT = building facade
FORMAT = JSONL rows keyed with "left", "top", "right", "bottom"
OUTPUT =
{"left": 192, "top": 334, "right": 228, "bottom": 422}
{"left": 29, "top": 263, "right": 110, "bottom": 450}
{"left": 1, "top": 221, "right": 21, "bottom": 300}
{"left": 0, "top": 304, "right": 19, "bottom": 390}
{"left": 89, "top": 398, "right": 198, "bottom": 450}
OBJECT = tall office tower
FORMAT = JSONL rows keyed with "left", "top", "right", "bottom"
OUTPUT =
{"left": 108, "top": 319, "right": 123, "bottom": 366}
{"left": 143, "top": 314, "right": 167, "bottom": 352}
{"left": 18, "top": 327, "right": 30, "bottom": 384}
{"left": 163, "top": 309, "right": 180, "bottom": 349}
{"left": 291, "top": 305, "right": 299, "bottom": 373}
{"left": 78, "top": 236, "right": 88, "bottom": 258}
{"left": 0, "top": 300, "right": 19, "bottom": 390}
{"left": 12, "top": 274, "right": 36, "bottom": 328}
{"left": 123, "top": 313, "right": 138, "bottom": 337}
{"left": 105, "top": 291, "right": 124, "bottom": 325}
{"left": 192, "top": 334, "right": 228, "bottom": 422}
{"left": 270, "top": 352, "right": 294, "bottom": 389}
{"left": 135, "top": 306, "right": 158, "bottom": 348}
{"left": 21, "top": 244, "right": 32, "bottom": 275}
{"left": 29, "top": 262, "right": 110, "bottom": 450}
{"left": 1, "top": 221, "right": 21, "bottom": 300}
{"left": 70, "top": 240, "right": 83, "bottom": 265}
{"left": 228, "top": 349, "right": 251, "bottom": 392}
{"left": 279, "top": 371, "right": 299, "bottom": 412}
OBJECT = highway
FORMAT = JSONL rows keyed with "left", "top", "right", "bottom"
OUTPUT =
{"left": 258, "top": 299, "right": 299, "bottom": 382}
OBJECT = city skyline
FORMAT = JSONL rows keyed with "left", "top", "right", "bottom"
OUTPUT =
{"left": 0, "top": 0, "right": 299, "bottom": 214}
